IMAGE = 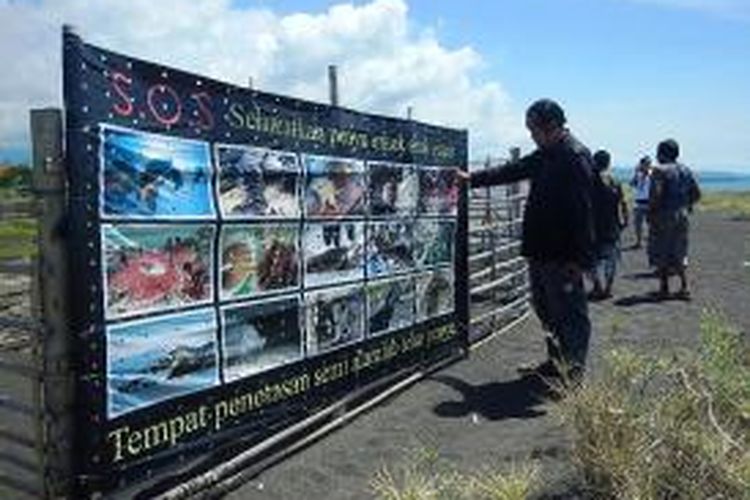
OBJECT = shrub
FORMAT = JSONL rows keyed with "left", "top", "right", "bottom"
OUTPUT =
{"left": 556, "top": 310, "right": 750, "bottom": 499}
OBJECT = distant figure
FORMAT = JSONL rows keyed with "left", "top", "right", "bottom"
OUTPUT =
{"left": 462, "top": 98, "right": 595, "bottom": 383}
{"left": 630, "top": 156, "right": 652, "bottom": 248}
{"left": 648, "top": 139, "right": 701, "bottom": 299}
{"left": 588, "top": 150, "right": 628, "bottom": 300}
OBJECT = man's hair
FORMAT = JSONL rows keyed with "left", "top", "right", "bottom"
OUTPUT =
{"left": 526, "top": 99, "right": 566, "bottom": 129}
{"left": 639, "top": 155, "right": 651, "bottom": 167}
{"left": 593, "top": 150, "right": 611, "bottom": 172}
{"left": 657, "top": 139, "right": 680, "bottom": 163}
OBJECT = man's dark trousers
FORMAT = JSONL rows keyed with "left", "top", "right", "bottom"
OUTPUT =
{"left": 528, "top": 259, "right": 591, "bottom": 372}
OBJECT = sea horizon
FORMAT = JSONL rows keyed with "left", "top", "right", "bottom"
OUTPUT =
{"left": 613, "top": 166, "right": 750, "bottom": 192}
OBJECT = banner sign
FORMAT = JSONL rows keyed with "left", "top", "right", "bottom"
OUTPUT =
{"left": 63, "top": 30, "right": 468, "bottom": 493}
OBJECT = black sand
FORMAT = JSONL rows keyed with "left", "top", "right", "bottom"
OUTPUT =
{"left": 226, "top": 211, "right": 750, "bottom": 499}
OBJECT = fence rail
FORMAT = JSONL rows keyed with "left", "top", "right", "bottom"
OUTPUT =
{"left": 0, "top": 148, "right": 529, "bottom": 497}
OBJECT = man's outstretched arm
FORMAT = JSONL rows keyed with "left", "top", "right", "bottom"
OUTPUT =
{"left": 464, "top": 151, "right": 540, "bottom": 188}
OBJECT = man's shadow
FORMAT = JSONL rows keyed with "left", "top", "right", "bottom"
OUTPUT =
{"left": 614, "top": 292, "right": 689, "bottom": 307}
{"left": 430, "top": 373, "right": 556, "bottom": 421}
{"left": 620, "top": 271, "right": 658, "bottom": 280}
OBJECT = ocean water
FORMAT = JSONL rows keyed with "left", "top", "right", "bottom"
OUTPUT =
{"left": 613, "top": 168, "right": 750, "bottom": 192}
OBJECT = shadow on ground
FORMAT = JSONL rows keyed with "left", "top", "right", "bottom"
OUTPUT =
{"left": 620, "top": 271, "right": 658, "bottom": 280}
{"left": 430, "top": 374, "right": 556, "bottom": 421}
{"left": 614, "top": 292, "right": 690, "bottom": 307}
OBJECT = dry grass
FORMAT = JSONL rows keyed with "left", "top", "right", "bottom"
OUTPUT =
{"left": 697, "top": 191, "right": 750, "bottom": 218}
{"left": 556, "top": 310, "right": 750, "bottom": 499}
{"left": 370, "top": 447, "right": 539, "bottom": 500}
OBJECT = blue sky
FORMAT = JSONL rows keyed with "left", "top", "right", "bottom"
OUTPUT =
{"left": 1, "top": 0, "right": 749, "bottom": 171}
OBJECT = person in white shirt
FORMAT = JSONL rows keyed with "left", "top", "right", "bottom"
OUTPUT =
{"left": 629, "top": 156, "right": 652, "bottom": 248}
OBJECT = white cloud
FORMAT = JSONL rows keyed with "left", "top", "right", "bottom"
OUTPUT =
{"left": 0, "top": 0, "right": 524, "bottom": 161}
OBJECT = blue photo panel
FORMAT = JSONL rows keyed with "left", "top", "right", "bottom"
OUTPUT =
{"left": 100, "top": 125, "right": 216, "bottom": 219}
{"left": 106, "top": 308, "right": 220, "bottom": 419}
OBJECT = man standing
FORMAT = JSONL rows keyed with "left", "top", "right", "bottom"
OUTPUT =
{"left": 462, "top": 99, "right": 595, "bottom": 381}
{"left": 648, "top": 139, "right": 700, "bottom": 299}
{"left": 588, "top": 150, "right": 628, "bottom": 300}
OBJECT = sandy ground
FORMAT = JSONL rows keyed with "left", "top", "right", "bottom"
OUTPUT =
{"left": 225, "top": 210, "right": 750, "bottom": 499}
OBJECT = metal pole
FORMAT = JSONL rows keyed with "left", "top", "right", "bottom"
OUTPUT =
{"left": 328, "top": 65, "right": 338, "bottom": 107}
{"left": 247, "top": 77, "right": 254, "bottom": 90}
{"left": 406, "top": 106, "right": 413, "bottom": 120}
{"left": 30, "top": 108, "right": 72, "bottom": 498}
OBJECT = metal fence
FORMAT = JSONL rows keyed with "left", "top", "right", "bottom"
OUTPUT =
{"left": 0, "top": 126, "right": 529, "bottom": 497}
{"left": 467, "top": 159, "right": 529, "bottom": 343}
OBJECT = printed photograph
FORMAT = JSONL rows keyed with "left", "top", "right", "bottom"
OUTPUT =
{"left": 306, "top": 285, "right": 365, "bottom": 354}
{"left": 367, "top": 162, "right": 418, "bottom": 215}
{"left": 107, "top": 308, "right": 219, "bottom": 419}
{"left": 304, "top": 222, "right": 365, "bottom": 287}
{"left": 220, "top": 224, "right": 299, "bottom": 300}
{"left": 216, "top": 145, "right": 300, "bottom": 218}
{"left": 304, "top": 155, "right": 366, "bottom": 217}
{"left": 415, "top": 269, "right": 455, "bottom": 321}
{"left": 101, "top": 125, "right": 215, "bottom": 218}
{"left": 418, "top": 167, "right": 459, "bottom": 215}
{"left": 366, "top": 221, "right": 414, "bottom": 277}
{"left": 367, "top": 276, "right": 415, "bottom": 336}
{"left": 414, "top": 219, "right": 455, "bottom": 268}
{"left": 222, "top": 295, "right": 303, "bottom": 382}
{"left": 103, "top": 224, "right": 214, "bottom": 319}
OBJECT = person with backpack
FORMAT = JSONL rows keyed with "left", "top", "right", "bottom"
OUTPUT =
{"left": 648, "top": 139, "right": 701, "bottom": 299}
{"left": 588, "top": 150, "right": 628, "bottom": 300}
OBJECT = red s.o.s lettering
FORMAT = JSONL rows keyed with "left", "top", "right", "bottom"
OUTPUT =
{"left": 190, "top": 92, "right": 214, "bottom": 130}
{"left": 111, "top": 72, "right": 134, "bottom": 116}
{"left": 147, "top": 84, "right": 182, "bottom": 127}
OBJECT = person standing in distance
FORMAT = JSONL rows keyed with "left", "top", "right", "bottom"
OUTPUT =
{"left": 630, "top": 156, "right": 652, "bottom": 249}
{"left": 588, "top": 150, "right": 628, "bottom": 300}
{"left": 458, "top": 99, "right": 595, "bottom": 382}
{"left": 648, "top": 139, "right": 701, "bottom": 299}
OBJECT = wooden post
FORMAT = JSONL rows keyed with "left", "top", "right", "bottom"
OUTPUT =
{"left": 406, "top": 106, "right": 413, "bottom": 120}
{"left": 247, "top": 76, "right": 254, "bottom": 90}
{"left": 328, "top": 65, "right": 339, "bottom": 106}
{"left": 30, "top": 108, "right": 73, "bottom": 498}
{"left": 508, "top": 147, "right": 521, "bottom": 238}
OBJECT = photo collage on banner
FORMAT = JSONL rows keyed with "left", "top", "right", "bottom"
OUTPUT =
{"left": 100, "top": 125, "right": 459, "bottom": 420}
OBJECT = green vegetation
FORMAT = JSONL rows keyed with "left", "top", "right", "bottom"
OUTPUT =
{"left": 698, "top": 191, "right": 750, "bottom": 218}
{"left": 0, "top": 217, "right": 36, "bottom": 260}
{"left": 370, "top": 447, "right": 539, "bottom": 500}
{"left": 0, "top": 164, "right": 31, "bottom": 201}
{"left": 556, "top": 310, "right": 750, "bottom": 499}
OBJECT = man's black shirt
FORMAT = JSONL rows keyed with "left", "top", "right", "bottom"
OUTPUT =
{"left": 471, "top": 133, "right": 595, "bottom": 268}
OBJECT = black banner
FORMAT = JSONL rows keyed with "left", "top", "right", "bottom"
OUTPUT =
{"left": 63, "top": 29, "right": 468, "bottom": 494}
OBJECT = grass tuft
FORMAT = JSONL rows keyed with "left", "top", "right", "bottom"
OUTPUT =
{"left": 370, "top": 447, "right": 539, "bottom": 500}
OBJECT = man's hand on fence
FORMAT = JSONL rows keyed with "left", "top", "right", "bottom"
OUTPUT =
{"left": 455, "top": 168, "right": 470, "bottom": 183}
